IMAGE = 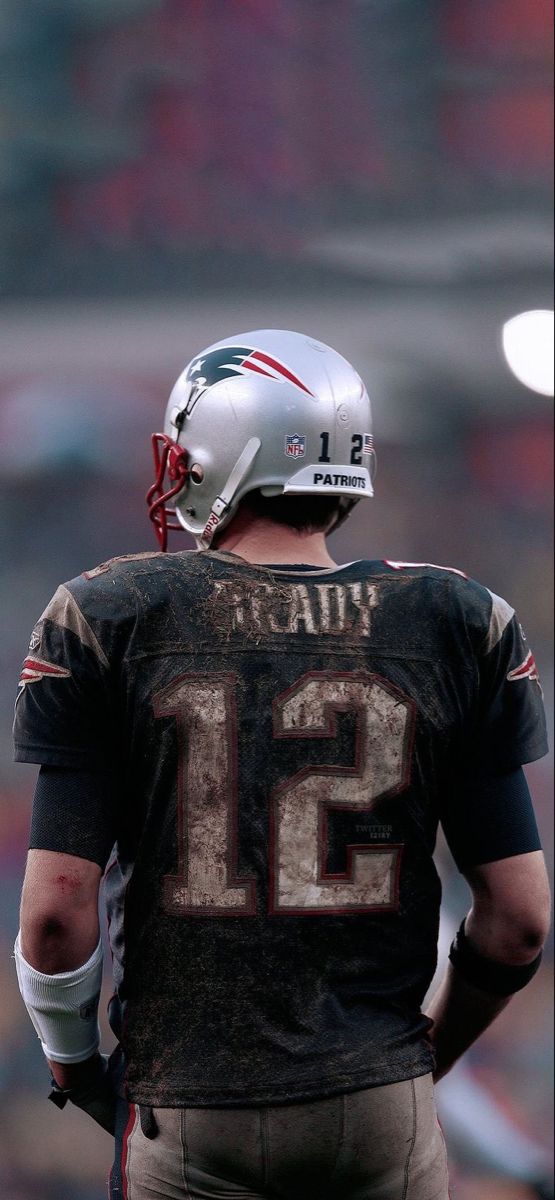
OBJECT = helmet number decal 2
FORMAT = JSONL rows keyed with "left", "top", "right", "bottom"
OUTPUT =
{"left": 154, "top": 670, "right": 414, "bottom": 917}
{"left": 350, "top": 435, "right": 363, "bottom": 465}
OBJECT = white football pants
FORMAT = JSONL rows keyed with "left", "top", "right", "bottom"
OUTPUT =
{"left": 110, "top": 1073, "right": 449, "bottom": 1199}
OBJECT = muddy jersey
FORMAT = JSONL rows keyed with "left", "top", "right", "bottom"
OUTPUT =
{"left": 14, "top": 551, "right": 548, "bottom": 1107}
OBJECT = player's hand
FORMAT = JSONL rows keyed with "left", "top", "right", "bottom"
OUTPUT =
{"left": 48, "top": 1052, "right": 117, "bottom": 1134}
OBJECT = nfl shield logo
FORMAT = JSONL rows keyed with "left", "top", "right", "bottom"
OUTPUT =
{"left": 285, "top": 434, "right": 306, "bottom": 458}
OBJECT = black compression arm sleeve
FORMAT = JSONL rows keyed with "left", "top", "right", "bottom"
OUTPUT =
{"left": 29, "top": 765, "right": 117, "bottom": 870}
{"left": 440, "top": 766, "right": 542, "bottom": 871}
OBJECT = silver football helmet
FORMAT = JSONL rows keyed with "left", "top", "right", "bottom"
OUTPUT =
{"left": 147, "top": 329, "right": 375, "bottom": 549}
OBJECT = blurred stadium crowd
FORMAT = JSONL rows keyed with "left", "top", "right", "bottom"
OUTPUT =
{"left": 1, "top": 0, "right": 552, "bottom": 294}
{"left": 0, "top": 2, "right": 552, "bottom": 1197}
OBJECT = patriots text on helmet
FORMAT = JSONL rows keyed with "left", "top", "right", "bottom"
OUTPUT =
{"left": 313, "top": 472, "right": 368, "bottom": 489}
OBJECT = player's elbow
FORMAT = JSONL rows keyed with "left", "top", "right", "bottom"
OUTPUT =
{"left": 506, "top": 882, "right": 552, "bottom": 957}
{"left": 511, "top": 909, "right": 551, "bottom": 957}
{"left": 20, "top": 908, "right": 67, "bottom": 949}
{"left": 467, "top": 902, "right": 550, "bottom": 966}
{"left": 19, "top": 901, "right": 94, "bottom": 967}
{"left": 521, "top": 902, "right": 550, "bottom": 950}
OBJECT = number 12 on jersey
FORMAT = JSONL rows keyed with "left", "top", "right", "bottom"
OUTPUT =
{"left": 154, "top": 670, "right": 415, "bottom": 918}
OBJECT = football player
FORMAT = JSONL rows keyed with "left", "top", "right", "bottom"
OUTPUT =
{"left": 14, "top": 330, "right": 550, "bottom": 1200}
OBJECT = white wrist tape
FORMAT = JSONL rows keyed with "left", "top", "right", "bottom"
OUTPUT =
{"left": 14, "top": 933, "right": 103, "bottom": 1064}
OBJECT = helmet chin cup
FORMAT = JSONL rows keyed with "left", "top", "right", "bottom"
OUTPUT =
{"left": 146, "top": 434, "right": 190, "bottom": 551}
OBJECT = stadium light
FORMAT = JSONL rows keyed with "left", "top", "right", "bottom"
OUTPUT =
{"left": 501, "top": 310, "right": 554, "bottom": 397}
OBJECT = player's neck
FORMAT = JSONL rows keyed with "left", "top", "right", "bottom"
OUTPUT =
{"left": 212, "top": 514, "right": 337, "bottom": 567}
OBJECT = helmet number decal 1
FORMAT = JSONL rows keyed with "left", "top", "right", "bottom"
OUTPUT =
{"left": 154, "top": 670, "right": 414, "bottom": 917}
{"left": 318, "top": 432, "right": 331, "bottom": 463}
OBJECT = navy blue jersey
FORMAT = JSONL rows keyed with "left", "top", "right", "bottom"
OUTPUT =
{"left": 14, "top": 551, "right": 548, "bottom": 1107}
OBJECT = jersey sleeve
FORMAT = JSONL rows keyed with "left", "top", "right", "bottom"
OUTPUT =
{"left": 13, "top": 580, "right": 121, "bottom": 769}
{"left": 468, "top": 590, "right": 548, "bottom": 772}
{"left": 440, "top": 765, "right": 542, "bottom": 870}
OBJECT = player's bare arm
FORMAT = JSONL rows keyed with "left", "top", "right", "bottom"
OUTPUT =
{"left": 20, "top": 848, "right": 101, "bottom": 974}
{"left": 17, "top": 847, "right": 115, "bottom": 1129}
{"left": 427, "top": 850, "right": 551, "bottom": 1082}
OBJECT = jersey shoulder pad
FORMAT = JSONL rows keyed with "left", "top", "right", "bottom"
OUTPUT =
{"left": 442, "top": 573, "right": 515, "bottom": 655}
{"left": 383, "top": 559, "right": 468, "bottom": 579}
{"left": 35, "top": 582, "right": 112, "bottom": 668}
{"left": 39, "top": 556, "right": 145, "bottom": 645}
{"left": 383, "top": 562, "right": 515, "bottom": 654}
{"left": 82, "top": 551, "right": 166, "bottom": 580}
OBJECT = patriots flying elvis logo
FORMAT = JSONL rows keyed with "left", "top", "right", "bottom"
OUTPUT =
{"left": 18, "top": 656, "right": 71, "bottom": 693}
{"left": 185, "top": 346, "right": 314, "bottom": 413}
{"left": 507, "top": 650, "right": 541, "bottom": 689}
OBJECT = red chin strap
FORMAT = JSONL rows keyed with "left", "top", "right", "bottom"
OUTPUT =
{"left": 146, "top": 433, "right": 190, "bottom": 551}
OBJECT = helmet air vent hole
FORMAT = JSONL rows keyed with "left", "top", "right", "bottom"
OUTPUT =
{"left": 190, "top": 464, "right": 205, "bottom": 484}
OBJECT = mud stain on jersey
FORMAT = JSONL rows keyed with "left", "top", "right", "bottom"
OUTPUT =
{"left": 208, "top": 580, "right": 379, "bottom": 640}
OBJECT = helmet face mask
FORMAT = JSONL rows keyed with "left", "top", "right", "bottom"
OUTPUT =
{"left": 146, "top": 434, "right": 190, "bottom": 551}
{"left": 147, "top": 330, "right": 375, "bottom": 550}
